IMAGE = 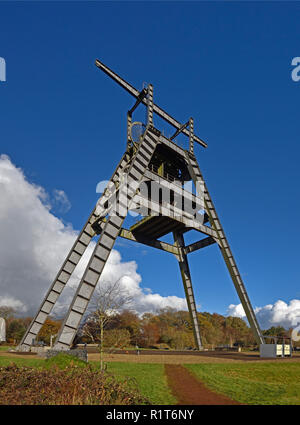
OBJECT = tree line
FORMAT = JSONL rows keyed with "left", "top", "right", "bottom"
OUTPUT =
{"left": 1, "top": 305, "right": 296, "bottom": 349}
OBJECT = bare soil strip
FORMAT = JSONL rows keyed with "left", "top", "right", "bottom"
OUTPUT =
{"left": 1, "top": 351, "right": 300, "bottom": 364}
{"left": 164, "top": 364, "right": 240, "bottom": 405}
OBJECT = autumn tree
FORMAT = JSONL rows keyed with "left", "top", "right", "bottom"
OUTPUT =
{"left": 263, "top": 326, "right": 286, "bottom": 337}
{"left": 81, "top": 279, "right": 132, "bottom": 370}
{"left": 38, "top": 318, "right": 62, "bottom": 346}
{"left": 103, "top": 329, "right": 131, "bottom": 349}
{"left": 195, "top": 313, "right": 221, "bottom": 347}
{"left": 116, "top": 310, "right": 141, "bottom": 345}
{"left": 4, "top": 316, "right": 31, "bottom": 344}
{"left": 139, "top": 322, "right": 160, "bottom": 347}
{"left": 167, "top": 329, "right": 195, "bottom": 350}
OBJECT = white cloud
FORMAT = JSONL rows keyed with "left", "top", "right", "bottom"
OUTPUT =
{"left": 227, "top": 303, "right": 246, "bottom": 319}
{"left": 52, "top": 189, "right": 71, "bottom": 213}
{"left": 0, "top": 296, "right": 27, "bottom": 313}
{"left": 0, "top": 155, "right": 187, "bottom": 319}
{"left": 227, "top": 299, "right": 300, "bottom": 330}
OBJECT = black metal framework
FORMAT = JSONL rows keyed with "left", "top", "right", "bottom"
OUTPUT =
{"left": 18, "top": 60, "right": 265, "bottom": 352}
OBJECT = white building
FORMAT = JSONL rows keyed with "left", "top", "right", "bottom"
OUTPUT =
{"left": 0, "top": 318, "right": 6, "bottom": 342}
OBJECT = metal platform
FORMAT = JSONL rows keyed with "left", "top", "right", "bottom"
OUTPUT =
{"left": 130, "top": 216, "right": 186, "bottom": 240}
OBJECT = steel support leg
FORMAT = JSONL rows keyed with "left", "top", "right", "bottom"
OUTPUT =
{"left": 17, "top": 153, "right": 130, "bottom": 351}
{"left": 173, "top": 231, "right": 202, "bottom": 350}
{"left": 185, "top": 152, "right": 265, "bottom": 345}
{"left": 53, "top": 128, "right": 159, "bottom": 349}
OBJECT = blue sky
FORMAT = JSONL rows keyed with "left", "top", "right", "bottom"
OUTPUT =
{"left": 1, "top": 1, "right": 300, "bottom": 320}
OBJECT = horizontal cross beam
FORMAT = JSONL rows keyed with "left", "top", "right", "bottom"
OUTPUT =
{"left": 184, "top": 236, "right": 216, "bottom": 255}
{"left": 92, "top": 219, "right": 178, "bottom": 255}
{"left": 93, "top": 217, "right": 215, "bottom": 255}
{"left": 95, "top": 59, "right": 207, "bottom": 149}
{"left": 119, "top": 228, "right": 179, "bottom": 255}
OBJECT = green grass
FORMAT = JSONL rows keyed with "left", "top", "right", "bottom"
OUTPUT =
{"left": 0, "top": 346, "right": 11, "bottom": 352}
{"left": 0, "top": 353, "right": 88, "bottom": 370}
{"left": 0, "top": 355, "right": 175, "bottom": 404}
{"left": 44, "top": 353, "right": 88, "bottom": 369}
{"left": 2, "top": 353, "right": 300, "bottom": 405}
{"left": 0, "top": 356, "right": 45, "bottom": 368}
{"left": 185, "top": 363, "right": 300, "bottom": 405}
{"left": 106, "top": 362, "right": 176, "bottom": 405}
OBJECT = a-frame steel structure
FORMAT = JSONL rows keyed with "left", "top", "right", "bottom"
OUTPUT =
{"left": 18, "top": 60, "right": 265, "bottom": 351}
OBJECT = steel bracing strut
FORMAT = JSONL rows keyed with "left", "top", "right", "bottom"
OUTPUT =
{"left": 173, "top": 231, "right": 202, "bottom": 350}
{"left": 185, "top": 152, "right": 265, "bottom": 345}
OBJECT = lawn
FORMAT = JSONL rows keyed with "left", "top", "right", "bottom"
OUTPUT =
{"left": 185, "top": 363, "right": 300, "bottom": 405}
{"left": 0, "top": 358, "right": 148, "bottom": 405}
{"left": 0, "top": 354, "right": 176, "bottom": 404}
{"left": 0, "top": 346, "right": 11, "bottom": 352}
{"left": 0, "top": 355, "right": 45, "bottom": 368}
{"left": 106, "top": 362, "right": 176, "bottom": 405}
{"left": 2, "top": 351, "right": 300, "bottom": 405}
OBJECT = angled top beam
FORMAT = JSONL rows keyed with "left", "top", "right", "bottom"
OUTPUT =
{"left": 95, "top": 59, "right": 207, "bottom": 149}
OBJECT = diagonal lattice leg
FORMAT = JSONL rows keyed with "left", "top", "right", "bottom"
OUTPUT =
{"left": 185, "top": 152, "right": 265, "bottom": 345}
{"left": 54, "top": 127, "right": 160, "bottom": 349}
{"left": 17, "top": 153, "right": 130, "bottom": 351}
{"left": 173, "top": 231, "right": 202, "bottom": 350}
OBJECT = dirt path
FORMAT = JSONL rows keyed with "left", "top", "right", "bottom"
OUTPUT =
{"left": 165, "top": 364, "right": 240, "bottom": 405}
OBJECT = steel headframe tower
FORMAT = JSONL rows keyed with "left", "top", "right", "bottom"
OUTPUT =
{"left": 18, "top": 60, "right": 265, "bottom": 351}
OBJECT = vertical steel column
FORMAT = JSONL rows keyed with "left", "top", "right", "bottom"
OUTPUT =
{"left": 173, "top": 231, "right": 202, "bottom": 350}
{"left": 185, "top": 153, "right": 265, "bottom": 346}
{"left": 189, "top": 117, "right": 194, "bottom": 155}
{"left": 147, "top": 84, "right": 154, "bottom": 126}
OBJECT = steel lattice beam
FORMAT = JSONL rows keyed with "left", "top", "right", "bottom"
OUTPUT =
{"left": 184, "top": 236, "right": 216, "bottom": 254}
{"left": 185, "top": 151, "right": 265, "bottom": 346}
{"left": 95, "top": 59, "right": 207, "bottom": 148}
{"left": 119, "top": 229, "right": 179, "bottom": 255}
{"left": 173, "top": 231, "right": 202, "bottom": 350}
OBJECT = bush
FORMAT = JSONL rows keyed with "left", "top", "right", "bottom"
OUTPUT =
{"left": 0, "top": 364, "right": 150, "bottom": 405}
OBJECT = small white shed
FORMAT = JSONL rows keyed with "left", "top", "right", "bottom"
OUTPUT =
{"left": 0, "top": 318, "right": 6, "bottom": 342}
{"left": 260, "top": 343, "right": 292, "bottom": 358}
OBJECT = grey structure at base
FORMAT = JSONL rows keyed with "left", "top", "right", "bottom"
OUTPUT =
{"left": 18, "top": 59, "right": 265, "bottom": 352}
{"left": 46, "top": 348, "right": 88, "bottom": 362}
{"left": 0, "top": 318, "right": 6, "bottom": 342}
{"left": 260, "top": 344, "right": 292, "bottom": 358}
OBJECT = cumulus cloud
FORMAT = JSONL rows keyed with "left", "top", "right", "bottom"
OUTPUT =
{"left": 0, "top": 296, "right": 27, "bottom": 313}
{"left": 93, "top": 250, "right": 188, "bottom": 315}
{"left": 52, "top": 189, "right": 71, "bottom": 213}
{"left": 227, "top": 300, "right": 300, "bottom": 330}
{"left": 0, "top": 155, "right": 187, "bottom": 318}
